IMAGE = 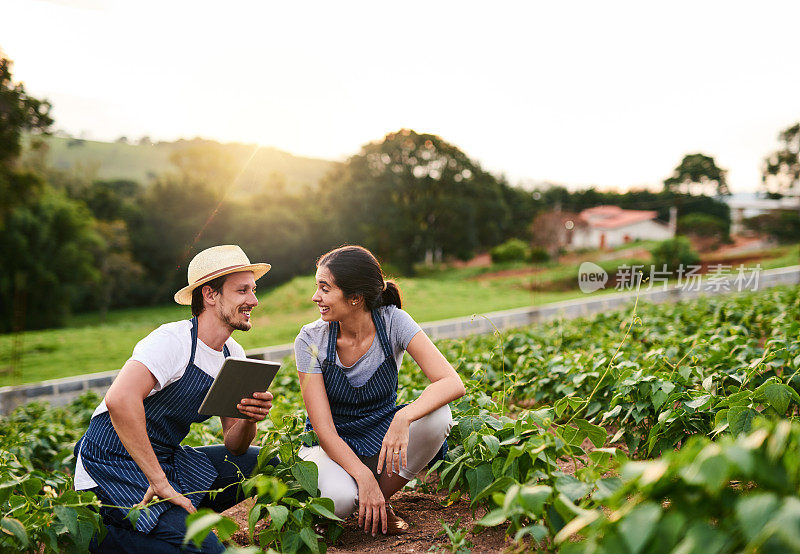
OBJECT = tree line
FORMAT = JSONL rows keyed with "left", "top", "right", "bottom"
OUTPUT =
{"left": 4, "top": 53, "right": 797, "bottom": 333}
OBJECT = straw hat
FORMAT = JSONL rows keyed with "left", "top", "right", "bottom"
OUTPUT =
{"left": 174, "top": 245, "right": 271, "bottom": 305}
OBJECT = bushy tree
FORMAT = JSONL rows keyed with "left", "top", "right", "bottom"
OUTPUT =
{"left": 0, "top": 185, "right": 101, "bottom": 332}
{"left": 650, "top": 236, "right": 700, "bottom": 273}
{"left": 321, "top": 129, "right": 529, "bottom": 271}
{"left": 0, "top": 55, "right": 102, "bottom": 331}
{"left": 762, "top": 123, "right": 800, "bottom": 197}
{"left": 664, "top": 153, "right": 729, "bottom": 197}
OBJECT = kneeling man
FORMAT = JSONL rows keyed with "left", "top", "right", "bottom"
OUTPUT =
{"left": 74, "top": 245, "right": 272, "bottom": 553}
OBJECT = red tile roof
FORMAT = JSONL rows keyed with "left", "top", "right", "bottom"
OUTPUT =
{"left": 578, "top": 205, "right": 658, "bottom": 230}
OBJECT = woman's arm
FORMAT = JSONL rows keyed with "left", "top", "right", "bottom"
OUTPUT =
{"left": 377, "top": 331, "right": 465, "bottom": 475}
{"left": 299, "top": 371, "right": 388, "bottom": 535}
{"left": 105, "top": 360, "right": 195, "bottom": 513}
{"left": 220, "top": 391, "right": 273, "bottom": 455}
{"left": 399, "top": 331, "right": 466, "bottom": 420}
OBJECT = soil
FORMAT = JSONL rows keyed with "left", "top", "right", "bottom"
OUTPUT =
{"left": 223, "top": 480, "right": 514, "bottom": 553}
{"left": 221, "top": 435, "right": 611, "bottom": 553}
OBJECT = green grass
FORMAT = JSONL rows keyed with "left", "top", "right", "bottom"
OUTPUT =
{"left": 0, "top": 271, "right": 610, "bottom": 386}
{"left": 2, "top": 244, "right": 797, "bottom": 387}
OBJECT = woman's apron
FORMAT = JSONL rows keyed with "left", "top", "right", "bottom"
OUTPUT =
{"left": 305, "top": 308, "right": 446, "bottom": 459}
{"left": 74, "top": 317, "right": 226, "bottom": 533}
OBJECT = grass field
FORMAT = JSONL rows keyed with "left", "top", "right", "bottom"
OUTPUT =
{"left": 1, "top": 243, "right": 796, "bottom": 386}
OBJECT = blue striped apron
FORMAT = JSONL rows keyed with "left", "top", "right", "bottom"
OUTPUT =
{"left": 305, "top": 309, "right": 406, "bottom": 456}
{"left": 74, "top": 317, "right": 225, "bottom": 533}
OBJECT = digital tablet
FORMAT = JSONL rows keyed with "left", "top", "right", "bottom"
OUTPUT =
{"left": 198, "top": 357, "right": 280, "bottom": 419}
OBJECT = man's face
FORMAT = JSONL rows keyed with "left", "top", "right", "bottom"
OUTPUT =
{"left": 213, "top": 271, "right": 258, "bottom": 332}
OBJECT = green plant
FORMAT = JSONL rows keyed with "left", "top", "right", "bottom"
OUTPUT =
{"left": 649, "top": 236, "right": 700, "bottom": 272}
{"left": 490, "top": 239, "right": 529, "bottom": 263}
{"left": 429, "top": 517, "right": 473, "bottom": 553}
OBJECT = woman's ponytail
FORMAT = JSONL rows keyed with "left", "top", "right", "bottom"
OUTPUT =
{"left": 380, "top": 280, "right": 402, "bottom": 309}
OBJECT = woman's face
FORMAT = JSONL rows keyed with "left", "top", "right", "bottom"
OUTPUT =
{"left": 312, "top": 265, "right": 356, "bottom": 321}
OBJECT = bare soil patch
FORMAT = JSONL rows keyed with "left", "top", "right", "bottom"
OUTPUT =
{"left": 223, "top": 485, "right": 514, "bottom": 553}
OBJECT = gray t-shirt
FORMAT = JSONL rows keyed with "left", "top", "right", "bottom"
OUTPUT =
{"left": 294, "top": 305, "right": 422, "bottom": 387}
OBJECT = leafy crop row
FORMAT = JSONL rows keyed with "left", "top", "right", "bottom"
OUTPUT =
{"left": 3, "top": 285, "right": 800, "bottom": 552}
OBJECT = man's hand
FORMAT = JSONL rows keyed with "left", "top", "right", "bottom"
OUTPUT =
{"left": 236, "top": 391, "right": 273, "bottom": 422}
{"left": 139, "top": 478, "right": 195, "bottom": 514}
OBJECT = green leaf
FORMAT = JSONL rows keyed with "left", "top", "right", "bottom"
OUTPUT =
{"left": 471, "top": 476, "right": 515, "bottom": 507}
{"left": 555, "top": 474, "right": 590, "bottom": 502}
{"left": 601, "top": 405, "right": 622, "bottom": 421}
{"left": 476, "top": 508, "right": 507, "bottom": 527}
{"left": 673, "top": 521, "right": 727, "bottom": 554}
{"left": 465, "top": 463, "right": 493, "bottom": 502}
{"left": 684, "top": 394, "right": 711, "bottom": 410}
{"left": 762, "top": 383, "right": 796, "bottom": 414}
{"left": 592, "top": 477, "right": 623, "bottom": 501}
{"left": 618, "top": 502, "right": 661, "bottom": 554}
{"left": 0, "top": 517, "right": 28, "bottom": 548}
{"left": 728, "top": 406, "right": 759, "bottom": 436}
{"left": 299, "top": 526, "right": 321, "bottom": 554}
{"left": 517, "top": 485, "right": 552, "bottom": 516}
{"left": 267, "top": 505, "right": 289, "bottom": 531}
{"left": 576, "top": 419, "right": 607, "bottom": 447}
{"left": 54, "top": 505, "right": 79, "bottom": 537}
{"left": 21, "top": 476, "right": 42, "bottom": 497}
{"left": 307, "top": 500, "right": 342, "bottom": 521}
{"left": 482, "top": 435, "right": 501, "bottom": 456}
{"left": 183, "top": 510, "right": 225, "bottom": 548}
{"left": 291, "top": 460, "right": 319, "bottom": 496}
{"left": 735, "top": 493, "right": 780, "bottom": 543}
{"left": 248, "top": 503, "right": 263, "bottom": 540}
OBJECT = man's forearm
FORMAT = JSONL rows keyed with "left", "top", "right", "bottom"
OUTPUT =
{"left": 224, "top": 419, "right": 257, "bottom": 455}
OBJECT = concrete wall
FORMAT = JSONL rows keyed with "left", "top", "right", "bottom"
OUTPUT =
{"left": 2, "top": 264, "right": 798, "bottom": 415}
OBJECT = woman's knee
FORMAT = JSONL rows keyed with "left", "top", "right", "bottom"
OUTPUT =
{"left": 410, "top": 404, "right": 454, "bottom": 443}
{"left": 318, "top": 481, "right": 358, "bottom": 519}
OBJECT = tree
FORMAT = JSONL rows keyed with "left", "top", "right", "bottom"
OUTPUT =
{"left": 762, "top": 123, "right": 800, "bottom": 197}
{"left": 321, "top": 129, "right": 526, "bottom": 271}
{"left": 664, "top": 153, "right": 730, "bottom": 197}
{"left": 0, "top": 185, "right": 101, "bottom": 332}
{"left": 0, "top": 57, "right": 52, "bottom": 168}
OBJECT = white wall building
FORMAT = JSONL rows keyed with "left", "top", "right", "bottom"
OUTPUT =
{"left": 569, "top": 205, "right": 673, "bottom": 249}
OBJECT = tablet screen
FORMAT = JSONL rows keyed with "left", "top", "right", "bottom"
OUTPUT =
{"left": 198, "top": 357, "right": 280, "bottom": 418}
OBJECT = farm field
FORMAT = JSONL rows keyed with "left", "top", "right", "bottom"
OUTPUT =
{"left": 1, "top": 243, "right": 796, "bottom": 387}
{"left": 3, "top": 283, "right": 800, "bottom": 552}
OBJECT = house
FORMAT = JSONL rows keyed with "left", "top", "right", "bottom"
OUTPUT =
{"left": 569, "top": 205, "right": 674, "bottom": 249}
{"left": 725, "top": 194, "right": 800, "bottom": 235}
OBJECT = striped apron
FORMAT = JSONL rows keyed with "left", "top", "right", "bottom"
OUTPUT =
{"left": 74, "top": 317, "right": 225, "bottom": 533}
{"left": 305, "top": 309, "right": 406, "bottom": 456}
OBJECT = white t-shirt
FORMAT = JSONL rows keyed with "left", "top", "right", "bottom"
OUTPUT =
{"left": 74, "top": 320, "right": 246, "bottom": 490}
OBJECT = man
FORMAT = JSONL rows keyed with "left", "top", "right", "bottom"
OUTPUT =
{"left": 74, "top": 245, "right": 273, "bottom": 553}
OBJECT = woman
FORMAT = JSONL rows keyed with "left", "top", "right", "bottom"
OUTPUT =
{"left": 294, "top": 245, "right": 466, "bottom": 537}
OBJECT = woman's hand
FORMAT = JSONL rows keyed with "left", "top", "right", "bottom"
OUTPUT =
{"left": 236, "top": 391, "right": 273, "bottom": 422}
{"left": 357, "top": 474, "right": 387, "bottom": 536}
{"left": 139, "top": 477, "right": 195, "bottom": 514}
{"left": 377, "top": 411, "right": 410, "bottom": 476}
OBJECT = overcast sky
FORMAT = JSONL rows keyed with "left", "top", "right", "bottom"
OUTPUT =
{"left": 3, "top": 0, "right": 799, "bottom": 193}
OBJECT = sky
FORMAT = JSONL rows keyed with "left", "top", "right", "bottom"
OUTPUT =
{"left": 2, "top": 0, "right": 799, "bottom": 193}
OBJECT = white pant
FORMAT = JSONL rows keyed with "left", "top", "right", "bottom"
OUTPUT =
{"left": 299, "top": 404, "right": 454, "bottom": 518}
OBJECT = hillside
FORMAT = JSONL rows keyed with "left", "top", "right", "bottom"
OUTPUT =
{"left": 23, "top": 134, "right": 339, "bottom": 194}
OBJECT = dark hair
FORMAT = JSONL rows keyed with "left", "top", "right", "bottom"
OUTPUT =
{"left": 317, "top": 245, "right": 402, "bottom": 310}
{"left": 190, "top": 274, "right": 229, "bottom": 317}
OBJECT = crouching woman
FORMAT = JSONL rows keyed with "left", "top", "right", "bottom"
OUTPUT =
{"left": 294, "top": 245, "right": 465, "bottom": 537}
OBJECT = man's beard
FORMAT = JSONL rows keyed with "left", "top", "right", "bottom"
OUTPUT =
{"left": 220, "top": 306, "right": 252, "bottom": 331}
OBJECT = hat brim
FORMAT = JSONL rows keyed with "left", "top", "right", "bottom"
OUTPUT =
{"left": 174, "top": 263, "right": 271, "bottom": 305}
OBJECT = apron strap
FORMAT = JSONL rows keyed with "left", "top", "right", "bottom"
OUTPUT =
{"left": 187, "top": 317, "right": 199, "bottom": 370}
{"left": 371, "top": 309, "right": 394, "bottom": 362}
{"left": 325, "top": 321, "right": 339, "bottom": 368}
